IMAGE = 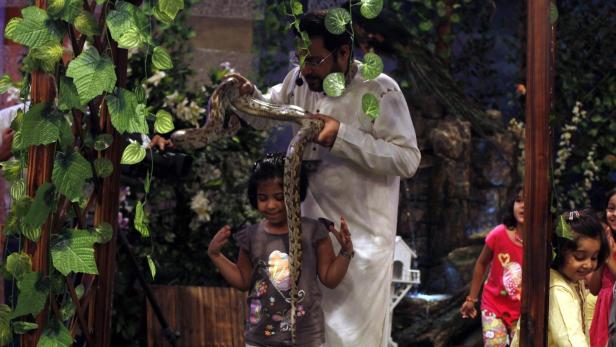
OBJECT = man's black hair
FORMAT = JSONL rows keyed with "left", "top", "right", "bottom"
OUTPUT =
{"left": 247, "top": 153, "right": 308, "bottom": 209}
{"left": 551, "top": 209, "right": 609, "bottom": 271}
{"left": 296, "top": 10, "right": 353, "bottom": 53}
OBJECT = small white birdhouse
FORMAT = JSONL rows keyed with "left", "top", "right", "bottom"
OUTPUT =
{"left": 392, "top": 236, "right": 419, "bottom": 284}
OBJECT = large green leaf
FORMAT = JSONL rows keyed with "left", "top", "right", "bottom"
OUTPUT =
{"left": 106, "top": 2, "right": 151, "bottom": 49}
{"left": 37, "top": 319, "right": 73, "bottom": 347}
{"left": 12, "top": 272, "right": 48, "bottom": 318}
{"left": 58, "top": 76, "right": 84, "bottom": 111}
{"left": 360, "top": 0, "right": 383, "bottom": 19}
{"left": 6, "top": 252, "right": 32, "bottom": 282}
{"left": 24, "top": 182, "right": 55, "bottom": 228}
{"left": 66, "top": 47, "right": 117, "bottom": 104}
{"left": 324, "top": 8, "right": 350, "bottom": 35}
{"left": 154, "top": 110, "right": 174, "bottom": 134}
{"left": 4, "top": 7, "right": 64, "bottom": 48}
{"left": 52, "top": 151, "right": 93, "bottom": 202}
{"left": 47, "top": 0, "right": 82, "bottom": 22}
{"left": 21, "top": 102, "right": 59, "bottom": 146}
{"left": 94, "top": 157, "right": 114, "bottom": 178}
{"left": 51, "top": 229, "right": 99, "bottom": 276}
{"left": 361, "top": 93, "right": 380, "bottom": 120}
{"left": 360, "top": 52, "right": 384, "bottom": 80}
{"left": 106, "top": 88, "right": 148, "bottom": 134}
{"left": 0, "top": 305, "right": 12, "bottom": 345}
{"left": 323, "top": 72, "right": 346, "bottom": 97}
{"left": 156, "top": 0, "right": 184, "bottom": 22}
{"left": 121, "top": 142, "right": 146, "bottom": 165}
{"left": 152, "top": 46, "right": 173, "bottom": 70}
{"left": 134, "top": 201, "right": 150, "bottom": 237}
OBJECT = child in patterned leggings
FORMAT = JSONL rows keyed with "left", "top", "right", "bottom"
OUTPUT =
{"left": 460, "top": 186, "right": 524, "bottom": 346}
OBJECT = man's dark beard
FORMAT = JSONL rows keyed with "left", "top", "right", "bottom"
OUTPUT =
{"left": 303, "top": 61, "right": 344, "bottom": 93}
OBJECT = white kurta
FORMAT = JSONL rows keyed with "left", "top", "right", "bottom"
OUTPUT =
{"left": 244, "top": 62, "right": 420, "bottom": 346}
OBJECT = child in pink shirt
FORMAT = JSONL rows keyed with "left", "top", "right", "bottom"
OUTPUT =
{"left": 460, "top": 187, "right": 524, "bottom": 346}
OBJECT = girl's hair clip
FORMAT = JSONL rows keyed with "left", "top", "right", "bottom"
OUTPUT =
{"left": 568, "top": 210, "right": 580, "bottom": 221}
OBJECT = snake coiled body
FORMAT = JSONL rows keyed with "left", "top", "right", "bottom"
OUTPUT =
{"left": 172, "top": 77, "right": 323, "bottom": 344}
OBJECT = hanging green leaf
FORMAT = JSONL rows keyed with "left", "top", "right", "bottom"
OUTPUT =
{"left": 73, "top": 10, "right": 99, "bottom": 36}
{"left": 106, "top": 88, "right": 148, "bottom": 134}
{"left": 154, "top": 110, "right": 174, "bottom": 134}
{"left": 152, "top": 46, "right": 173, "bottom": 70}
{"left": 360, "top": 0, "right": 383, "bottom": 19}
{"left": 0, "top": 74, "right": 13, "bottom": 93}
{"left": 94, "top": 222, "right": 113, "bottom": 243}
{"left": 12, "top": 321, "right": 38, "bottom": 334}
{"left": 419, "top": 20, "right": 433, "bottom": 31}
{"left": 58, "top": 77, "right": 84, "bottom": 111}
{"left": 1, "top": 159, "right": 22, "bottom": 183}
{"left": 47, "top": 0, "right": 82, "bottom": 22}
{"left": 360, "top": 52, "right": 383, "bottom": 80}
{"left": 48, "top": 270, "right": 66, "bottom": 295}
{"left": 12, "top": 271, "right": 48, "bottom": 318}
{"left": 52, "top": 151, "right": 93, "bottom": 202}
{"left": 323, "top": 72, "right": 346, "bottom": 97}
{"left": 156, "top": 0, "right": 184, "bottom": 23}
{"left": 21, "top": 103, "right": 59, "bottom": 146}
{"left": 121, "top": 142, "right": 146, "bottom": 165}
{"left": 550, "top": 1, "right": 558, "bottom": 25}
{"left": 29, "top": 42, "right": 64, "bottom": 72}
{"left": 24, "top": 182, "right": 55, "bottom": 228}
{"left": 134, "top": 84, "right": 146, "bottom": 103}
{"left": 59, "top": 299, "right": 75, "bottom": 321}
{"left": 147, "top": 255, "right": 156, "bottom": 279}
{"left": 51, "top": 229, "right": 99, "bottom": 276}
{"left": 66, "top": 47, "right": 117, "bottom": 104}
{"left": 106, "top": 2, "right": 151, "bottom": 49}
{"left": 21, "top": 224, "right": 41, "bottom": 242}
{"left": 37, "top": 319, "right": 72, "bottom": 347}
{"left": 56, "top": 115, "right": 74, "bottom": 152}
{"left": 0, "top": 305, "right": 12, "bottom": 345}
{"left": 93, "top": 157, "right": 114, "bottom": 178}
{"left": 290, "top": 0, "right": 303, "bottom": 15}
{"left": 134, "top": 201, "right": 150, "bottom": 237}
{"left": 10, "top": 180, "right": 26, "bottom": 201}
{"left": 94, "top": 133, "right": 114, "bottom": 151}
{"left": 144, "top": 170, "right": 152, "bottom": 193}
{"left": 11, "top": 130, "right": 23, "bottom": 151}
{"left": 152, "top": 6, "right": 174, "bottom": 24}
{"left": 6, "top": 252, "right": 32, "bottom": 282}
{"left": 324, "top": 8, "right": 351, "bottom": 35}
{"left": 555, "top": 215, "right": 574, "bottom": 240}
{"left": 362, "top": 93, "right": 380, "bottom": 119}
{"left": 4, "top": 6, "right": 64, "bottom": 48}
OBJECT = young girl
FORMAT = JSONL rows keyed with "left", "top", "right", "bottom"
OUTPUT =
{"left": 207, "top": 153, "right": 353, "bottom": 347}
{"left": 460, "top": 187, "right": 524, "bottom": 346}
{"left": 589, "top": 188, "right": 616, "bottom": 347}
{"left": 511, "top": 209, "right": 608, "bottom": 347}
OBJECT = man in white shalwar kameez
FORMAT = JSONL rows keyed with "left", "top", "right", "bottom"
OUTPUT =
{"left": 231, "top": 11, "right": 421, "bottom": 347}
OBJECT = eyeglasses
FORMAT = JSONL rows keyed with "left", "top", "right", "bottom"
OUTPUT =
{"left": 290, "top": 49, "right": 337, "bottom": 68}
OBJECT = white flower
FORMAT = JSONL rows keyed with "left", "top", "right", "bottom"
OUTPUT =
{"left": 190, "top": 191, "right": 211, "bottom": 222}
{"left": 146, "top": 71, "right": 167, "bottom": 87}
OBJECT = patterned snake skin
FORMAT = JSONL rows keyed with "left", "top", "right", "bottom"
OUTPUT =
{"left": 171, "top": 77, "right": 324, "bottom": 344}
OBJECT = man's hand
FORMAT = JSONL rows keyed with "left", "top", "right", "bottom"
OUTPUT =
{"left": 0, "top": 128, "right": 14, "bottom": 161}
{"left": 309, "top": 114, "right": 340, "bottom": 148}
{"left": 224, "top": 73, "right": 254, "bottom": 96}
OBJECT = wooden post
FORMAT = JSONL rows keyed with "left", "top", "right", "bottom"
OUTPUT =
{"left": 519, "top": 0, "right": 552, "bottom": 346}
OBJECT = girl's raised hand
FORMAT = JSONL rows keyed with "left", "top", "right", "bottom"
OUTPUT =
{"left": 208, "top": 225, "right": 232, "bottom": 257}
{"left": 330, "top": 216, "right": 353, "bottom": 254}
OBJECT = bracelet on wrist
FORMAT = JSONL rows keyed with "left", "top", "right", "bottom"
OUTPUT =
{"left": 465, "top": 296, "right": 478, "bottom": 303}
{"left": 339, "top": 249, "right": 354, "bottom": 259}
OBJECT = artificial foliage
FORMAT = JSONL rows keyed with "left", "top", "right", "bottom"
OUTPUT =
{"left": 1, "top": 0, "right": 186, "bottom": 343}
